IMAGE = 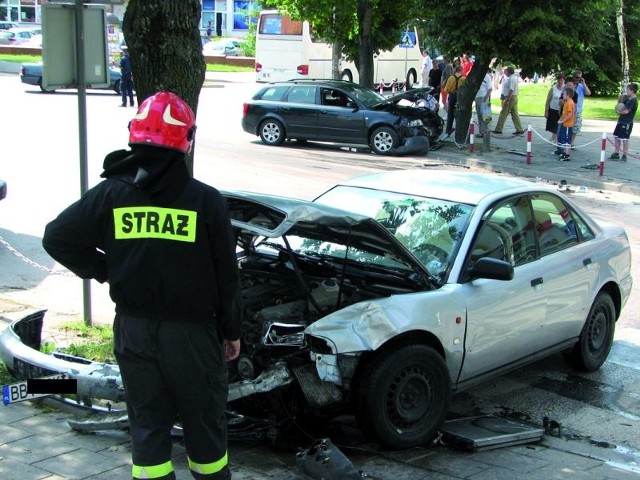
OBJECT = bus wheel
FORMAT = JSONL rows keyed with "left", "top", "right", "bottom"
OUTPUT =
{"left": 406, "top": 69, "right": 417, "bottom": 89}
{"left": 341, "top": 69, "right": 353, "bottom": 82}
{"left": 259, "top": 119, "right": 286, "bottom": 146}
{"left": 370, "top": 126, "right": 398, "bottom": 155}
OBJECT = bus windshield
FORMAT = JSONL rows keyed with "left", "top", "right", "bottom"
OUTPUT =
{"left": 258, "top": 13, "right": 302, "bottom": 35}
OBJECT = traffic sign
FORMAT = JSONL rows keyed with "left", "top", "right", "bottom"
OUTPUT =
{"left": 399, "top": 31, "right": 416, "bottom": 48}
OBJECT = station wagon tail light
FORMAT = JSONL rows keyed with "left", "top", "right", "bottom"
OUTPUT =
{"left": 255, "top": 62, "right": 262, "bottom": 72}
{"left": 242, "top": 103, "right": 249, "bottom": 116}
{"left": 297, "top": 64, "right": 309, "bottom": 75}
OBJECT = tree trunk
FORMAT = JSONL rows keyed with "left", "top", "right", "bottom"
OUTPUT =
{"left": 123, "top": 0, "right": 205, "bottom": 174}
{"left": 332, "top": 40, "right": 342, "bottom": 80}
{"left": 616, "top": 0, "right": 630, "bottom": 93}
{"left": 356, "top": 0, "right": 374, "bottom": 88}
{"left": 454, "top": 58, "right": 490, "bottom": 146}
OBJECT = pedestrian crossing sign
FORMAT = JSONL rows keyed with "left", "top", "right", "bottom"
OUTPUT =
{"left": 399, "top": 31, "right": 416, "bottom": 48}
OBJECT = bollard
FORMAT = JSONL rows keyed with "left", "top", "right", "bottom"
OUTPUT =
{"left": 379, "top": 80, "right": 384, "bottom": 95}
{"left": 599, "top": 132, "right": 606, "bottom": 176}
{"left": 469, "top": 122, "right": 475, "bottom": 153}
{"left": 392, "top": 79, "right": 397, "bottom": 94}
{"left": 526, "top": 125, "right": 533, "bottom": 165}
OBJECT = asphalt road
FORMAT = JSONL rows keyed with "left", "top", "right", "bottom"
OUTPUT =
{"left": 0, "top": 72, "right": 639, "bottom": 476}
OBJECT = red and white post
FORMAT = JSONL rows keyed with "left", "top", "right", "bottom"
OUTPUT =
{"left": 469, "top": 122, "right": 475, "bottom": 153}
{"left": 526, "top": 125, "right": 533, "bottom": 165}
{"left": 599, "top": 132, "right": 607, "bottom": 176}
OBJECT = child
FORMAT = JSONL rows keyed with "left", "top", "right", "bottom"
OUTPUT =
{"left": 557, "top": 87, "right": 575, "bottom": 161}
{"left": 609, "top": 83, "right": 638, "bottom": 162}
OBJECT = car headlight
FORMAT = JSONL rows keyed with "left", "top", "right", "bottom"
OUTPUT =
{"left": 407, "top": 119, "right": 424, "bottom": 127}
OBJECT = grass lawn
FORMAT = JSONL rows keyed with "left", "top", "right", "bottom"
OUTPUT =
{"left": 493, "top": 81, "right": 618, "bottom": 121}
{"left": 1, "top": 54, "right": 253, "bottom": 73}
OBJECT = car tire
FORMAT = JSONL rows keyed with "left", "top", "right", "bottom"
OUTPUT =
{"left": 355, "top": 344, "right": 450, "bottom": 449}
{"left": 406, "top": 68, "right": 417, "bottom": 89}
{"left": 259, "top": 119, "right": 286, "bottom": 146}
{"left": 114, "top": 79, "right": 121, "bottom": 95}
{"left": 38, "top": 79, "right": 54, "bottom": 93}
{"left": 341, "top": 69, "right": 353, "bottom": 83}
{"left": 564, "top": 292, "right": 616, "bottom": 372}
{"left": 370, "top": 126, "right": 398, "bottom": 155}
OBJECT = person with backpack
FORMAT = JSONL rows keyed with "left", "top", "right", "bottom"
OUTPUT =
{"left": 443, "top": 64, "right": 464, "bottom": 136}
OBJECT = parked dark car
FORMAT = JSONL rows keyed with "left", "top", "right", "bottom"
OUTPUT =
{"left": 20, "top": 62, "right": 122, "bottom": 94}
{"left": 241, "top": 79, "right": 444, "bottom": 155}
{"left": 0, "top": 179, "right": 6, "bottom": 201}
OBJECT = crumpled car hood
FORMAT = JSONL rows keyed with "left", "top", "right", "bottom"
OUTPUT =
{"left": 223, "top": 191, "right": 430, "bottom": 279}
{"left": 370, "top": 88, "right": 440, "bottom": 119}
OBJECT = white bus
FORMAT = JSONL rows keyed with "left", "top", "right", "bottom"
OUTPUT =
{"left": 255, "top": 10, "right": 423, "bottom": 87}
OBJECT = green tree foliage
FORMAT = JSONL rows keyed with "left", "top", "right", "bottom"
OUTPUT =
{"left": 418, "top": 0, "right": 635, "bottom": 143}
{"left": 262, "top": 0, "right": 419, "bottom": 87}
{"left": 123, "top": 0, "right": 205, "bottom": 174}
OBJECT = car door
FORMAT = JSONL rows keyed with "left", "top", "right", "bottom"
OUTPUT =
{"left": 316, "top": 88, "right": 367, "bottom": 143}
{"left": 528, "top": 192, "right": 599, "bottom": 345}
{"left": 458, "top": 195, "right": 551, "bottom": 382}
{"left": 279, "top": 85, "right": 319, "bottom": 139}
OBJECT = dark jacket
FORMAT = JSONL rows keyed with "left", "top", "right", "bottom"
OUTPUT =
{"left": 42, "top": 145, "right": 241, "bottom": 340}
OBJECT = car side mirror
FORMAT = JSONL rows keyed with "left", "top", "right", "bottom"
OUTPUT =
{"left": 468, "top": 257, "right": 514, "bottom": 281}
{"left": 347, "top": 101, "right": 358, "bottom": 110}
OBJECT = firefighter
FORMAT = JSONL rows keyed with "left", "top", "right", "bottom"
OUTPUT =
{"left": 43, "top": 91, "right": 241, "bottom": 480}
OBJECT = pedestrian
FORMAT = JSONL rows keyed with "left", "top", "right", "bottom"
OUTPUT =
{"left": 544, "top": 73, "right": 565, "bottom": 148}
{"left": 443, "top": 64, "right": 465, "bottom": 136}
{"left": 119, "top": 46, "right": 135, "bottom": 107}
{"left": 474, "top": 69, "right": 493, "bottom": 137}
{"left": 554, "top": 80, "right": 579, "bottom": 155}
{"left": 461, "top": 51, "right": 473, "bottom": 77}
{"left": 428, "top": 59, "right": 442, "bottom": 103}
{"left": 420, "top": 50, "right": 432, "bottom": 87}
{"left": 42, "top": 91, "right": 242, "bottom": 480}
{"left": 571, "top": 70, "right": 591, "bottom": 145}
{"left": 609, "top": 82, "right": 638, "bottom": 162}
{"left": 440, "top": 56, "right": 454, "bottom": 109}
{"left": 207, "top": 20, "right": 213, "bottom": 37}
{"left": 557, "top": 86, "right": 576, "bottom": 161}
{"left": 492, "top": 66, "right": 524, "bottom": 135}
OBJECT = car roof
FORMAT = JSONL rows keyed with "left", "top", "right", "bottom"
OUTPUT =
{"left": 333, "top": 169, "right": 537, "bottom": 206}
{"left": 267, "top": 79, "right": 358, "bottom": 88}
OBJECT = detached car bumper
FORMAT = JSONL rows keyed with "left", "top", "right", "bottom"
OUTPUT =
{"left": 0, "top": 311, "right": 293, "bottom": 404}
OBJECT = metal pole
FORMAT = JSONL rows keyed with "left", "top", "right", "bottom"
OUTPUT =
{"left": 75, "top": 0, "right": 92, "bottom": 326}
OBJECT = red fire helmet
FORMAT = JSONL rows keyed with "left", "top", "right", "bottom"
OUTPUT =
{"left": 128, "top": 91, "right": 196, "bottom": 153}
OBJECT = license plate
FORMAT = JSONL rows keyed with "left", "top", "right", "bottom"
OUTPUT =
{"left": 2, "top": 373, "right": 69, "bottom": 405}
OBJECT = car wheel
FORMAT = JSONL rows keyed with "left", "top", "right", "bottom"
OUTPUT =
{"left": 370, "top": 126, "right": 398, "bottom": 155}
{"left": 355, "top": 344, "right": 450, "bottom": 449}
{"left": 564, "top": 292, "right": 615, "bottom": 372}
{"left": 114, "top": 79, "right": 121, "bottom": 95}
{"left": 406, "top": 68, "right": 417, "bottom": 89}
{"left": 259, "top": 119, "right": 286, "bottom": 146}
{"left": 341, "top": 69, "right": 353, "bottom": 82}
{"left": 38, "top": 79, "right": 54, "bottom": 93}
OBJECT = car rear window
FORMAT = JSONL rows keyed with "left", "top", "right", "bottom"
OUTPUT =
{"left": 257, "top": 86, "right": 290, "bottom": 102}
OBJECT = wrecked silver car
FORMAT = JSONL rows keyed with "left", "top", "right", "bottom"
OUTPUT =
{"left": 0, "top": 170, "right": 632, "bottom": 449}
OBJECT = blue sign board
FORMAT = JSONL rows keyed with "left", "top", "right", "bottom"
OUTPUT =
{"left": 399, "top": 31, "right": 416, "bottom": 48}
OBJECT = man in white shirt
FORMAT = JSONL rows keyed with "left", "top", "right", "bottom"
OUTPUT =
{"left": 493, "top": 66, "right": 524, "bottom": 134}
{"left": 475, "top": 70, "right": 493, "bottom": 136}
{"left": 421, "top": 50, "right": 432, "bottom": 87}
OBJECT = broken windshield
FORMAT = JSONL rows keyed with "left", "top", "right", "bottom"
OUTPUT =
{"left": 314, "top": 186, "right": 473, "bottom": 279}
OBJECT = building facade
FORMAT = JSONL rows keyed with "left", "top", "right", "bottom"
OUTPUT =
{"left": 0, "top": 0, "right": 256, "bottom": 38}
